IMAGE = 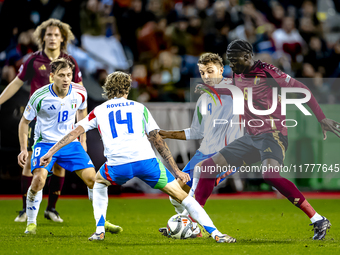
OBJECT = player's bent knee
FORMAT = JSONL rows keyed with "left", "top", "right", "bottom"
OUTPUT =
{"left": 32, "top": 168, "right": 48, "bottom": 190}
{"left": 75, "top": 167, "right": 96, "bottom": 188}
{"left": 161, "top": 181, "right": 188, "bottom": 203}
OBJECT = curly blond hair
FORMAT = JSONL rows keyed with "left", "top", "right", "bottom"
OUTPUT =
{"left": 198, "top": 53, "right": 223, "bottom": 67}
{"left": 33, "top": 18, "right": 75, "bottom": 52}
{"left": 103, "top": 72, "right": 132, "bottom": 99}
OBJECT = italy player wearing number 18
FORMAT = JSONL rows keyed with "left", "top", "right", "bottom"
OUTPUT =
{"left": 18, "top": 58, "right": 122, "bottom": 235}
{"left": 0, "top": 18, "right": 83, "bottom": 223}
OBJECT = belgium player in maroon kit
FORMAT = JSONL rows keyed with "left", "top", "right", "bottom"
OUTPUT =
{"left": 0, "top": 19, "right": 84, "bottom": 223}
{"left": 194, "top": 39, "right": 340, "bottom": 240}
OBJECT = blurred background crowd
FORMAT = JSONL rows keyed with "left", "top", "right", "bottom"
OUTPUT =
{"left": 1, "top": 0, "right": 340, "bottom": 104}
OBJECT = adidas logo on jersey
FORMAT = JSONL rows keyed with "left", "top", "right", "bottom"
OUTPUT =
{"left": 39, "top": 64, "right": 46, "bottom": 70}
{"left": 264, "top": 147, "right": 272, "bottom": 153}
{"left": 48, "top": 105, "right": 56, "bottom": 110}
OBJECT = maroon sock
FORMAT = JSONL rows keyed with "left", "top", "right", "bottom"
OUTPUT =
{"left": 262, "top": 171, "right": 305, "bottom": 207}
{"left": 194, "top": 158, "right": 218, "bottom": 206}
{"left": 21, "top": 176, "right": 33, "bottom": 211}
{"left": 47, "top": 175, "right": 65, "bottom": 211}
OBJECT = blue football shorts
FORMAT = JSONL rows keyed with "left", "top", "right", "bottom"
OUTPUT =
{"left": 99, "top": 158, "right": 175, "bottom": 189}
{"left": 182, "top": 150, "right": 237, "bottom": 187}
{"left": 31, "top": 142, "right": 94, "bottom": 173}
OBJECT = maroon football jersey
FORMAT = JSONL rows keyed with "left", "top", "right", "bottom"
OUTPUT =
{"left": 17, "top": 51, "right": 82, "bottom": 96}
{"left": 214, "top": 60, "right": 326, "bottom": 136}
{"left": 233, "top": 60, "right": 289, "bottom": 136}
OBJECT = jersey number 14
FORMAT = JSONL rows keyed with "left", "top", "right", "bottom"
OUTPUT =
{"left": 109, "top": 110, "right": 134, "bottom": 138}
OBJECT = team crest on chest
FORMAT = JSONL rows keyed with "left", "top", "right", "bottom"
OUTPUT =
{"left": 71, "top": 99, "right": 77, "bottom": 109}
{"left": 254, "top": 76, "right": 260, "bottom": 85}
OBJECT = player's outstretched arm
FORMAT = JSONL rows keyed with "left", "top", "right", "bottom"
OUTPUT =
{"left": 18, "top": 117, "right": 31, "bottom": 168}
{"left": 280, "top": 78, "right": 340, "bottom": 139}
{"left": 159, "top": 130, "right": 186, "bottom": 140}
{"left": 0, "top": 77, "right": 24, "bottom": 106}
{"left": 39, "top": 126, "right": 85, "bottom": 167}
{"left": 76, "top": 108, "right": 88, "bottom": 151}
{"left": 148, "top": 130, "right": 190, "bottom": 183}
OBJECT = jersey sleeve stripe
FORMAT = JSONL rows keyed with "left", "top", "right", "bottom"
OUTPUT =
{"left": 77, "top": 92, "right": 86, "bottom": 104}
{"left": 73, "top": 84, "right": 86, "bottom": 91}
{"left": 88, "top": 109, "right": 96, "bottom": 121}
{"left": 29, "top": 87, "right": 49, "bottom": 105}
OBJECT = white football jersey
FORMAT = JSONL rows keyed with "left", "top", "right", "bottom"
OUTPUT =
{"left": 76, "top": 97, "right": 159, "bottom": 166}
{"left": 23, "top": 83, "right": 87, "bottom": 144}
{"left": 184, "top": 78, "right": 243, "bottom": 154}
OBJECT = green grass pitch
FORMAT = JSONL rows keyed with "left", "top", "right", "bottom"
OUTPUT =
{"left": 0, "top": 198, "right": 339, "bottom": 255}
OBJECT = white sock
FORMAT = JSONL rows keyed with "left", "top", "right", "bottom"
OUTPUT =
{"left": 310, "top": 212, "right": 323, "bottom": 223}
{"left": 189, "top": 165, "right": 201, "bottom": 197}
{"left": 169, "top": 196, "right": 185, "bottom": 214}
{"left": 88, "top": 187, "right": 93, "bottom": 202}
{"left": 181, "top": 196, "right": 222, "bottom": 238}
{"left": 189, "top": 179, "right": 199, "bottom": 197}
{"left": 181, "top": 209, "right": 189, "bottom": 216}
{"left": 93, "top": 182, "right": 108, "bottom": 233}
{"left": 26, "top": 186, "right": 43, "bottom": 226}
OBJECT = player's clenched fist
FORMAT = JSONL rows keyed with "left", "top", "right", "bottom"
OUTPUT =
{"left": 39, "top": 153, "right": 52, "bottom": 168}
{"left": 175, "top": 171, "right": 191, "bottom": 184}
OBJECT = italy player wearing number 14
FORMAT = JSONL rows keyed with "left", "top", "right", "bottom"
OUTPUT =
{"left": 18, "top": 58, "right": 122, "bottom": 235}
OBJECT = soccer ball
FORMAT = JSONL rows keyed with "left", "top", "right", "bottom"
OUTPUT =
{"left": 166, "top": 214, "right": 194, "bottom": 239}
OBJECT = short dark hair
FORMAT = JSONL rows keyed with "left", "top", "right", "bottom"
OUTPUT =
{"left": 50, "top": 58, "right": 74, "bottom": 74}
{"left": 197, "top": 53, "right": 223, "bottom": 67}
{"left": 227, "top": 39, "right": 253, "bottom": 54}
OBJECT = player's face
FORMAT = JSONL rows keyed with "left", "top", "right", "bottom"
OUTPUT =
{"left": 51, "top": 67, "right": 73, "bottom": 92}
{"left": 43, "top": 26, "right": 63, "bottom": 51}
{"left": 227, "top": 52, "right": 251, "bottom": 74}
{"left": 198, "top": 62, "right": 223, "bottom": 86}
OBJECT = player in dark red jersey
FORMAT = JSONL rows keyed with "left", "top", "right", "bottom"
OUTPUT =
{"left": 0, "top": 19, "right": 84, "bottom": 223}
{"left": 193, "top": 39, "right": 340, "bottom": 240}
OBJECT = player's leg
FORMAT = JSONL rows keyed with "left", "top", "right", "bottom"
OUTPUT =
{"left": 15, "top": 120, "right": 35, "bottom": 222}
{"left": 138, "top": 158, "right": 235, "bottom": 243}
{"left": 260, "top": 132, "right": 331, "bottom": 240}
{"left": 56, "top": 142, "right": 122, "bottom": 240}
{"left": 44, "top": 163, "right": 65, "bottom": 222}
{"left": 25, "top": 142, "right": 56, "bottom": 234}
{"left": 193, "top": 135, "right": 259, "bottom": 206}
{"left": 262, "top": 158, "right": 331, "bottom": 239}
{"left": 15, "top": 151, "right": 33, "bottom": 222}
{"left": 88, "top": 164, "right": 124, "bottom": 240}
{"left": 161, "top": 180, "right": 236, "bottom": 243}
{"left": 75, "top": 167, "right": 96, "bottom": 189}
{"left": 168, "top": 152, "right": 203, "bottom": 215}
{"left": 25, "top": 168, "right": 48, "bottom": 234}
